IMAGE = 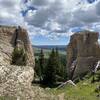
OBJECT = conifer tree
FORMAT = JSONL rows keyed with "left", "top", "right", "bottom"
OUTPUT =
{"left": 55, "top": 48, "right": 66, "bottom": 81}
{"left": 38, "top": 49, "right": 45, "bottom": 82}
{"left": 55, "top": 48, "right": 61, "bottom": 75}
{"left": 11, "top": 47, "right": 27, "bottom": 66}
{"left": 43, "top": 48, "right": 57, "bottom": 85}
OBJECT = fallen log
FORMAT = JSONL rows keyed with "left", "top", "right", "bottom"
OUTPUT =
{"left": 56, "top": 80, "right": 76, "bottom": 89}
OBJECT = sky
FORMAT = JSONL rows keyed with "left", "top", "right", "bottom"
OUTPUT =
{"left": 0, "top": 0, "right": 100, "bottom": 45}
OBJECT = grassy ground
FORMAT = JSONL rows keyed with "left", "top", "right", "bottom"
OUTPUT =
{"left": 48, "top": 72, "right": 100, "bottom": 100}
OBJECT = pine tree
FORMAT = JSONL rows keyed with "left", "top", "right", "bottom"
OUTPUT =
{"left": 38, "top": 49, "right": 45, "bottom": 82}
{"left": 34, "top": 58, "right": 39, "bottom": 78}
{"left": 55, "top": 48, "right": 61, "bottom": 75}
{"left": 11, "top": 47, "right": 27, "bottom": 66}
{"left": 43, "top": 48, "right": 57, "bottom": 85}
{"left": 55, "top": 48, "right": 66, "bottom": 81}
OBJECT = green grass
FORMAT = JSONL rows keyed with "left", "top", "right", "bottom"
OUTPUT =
{"left": 48, "top": 71, "right": 100, "bottom": 100}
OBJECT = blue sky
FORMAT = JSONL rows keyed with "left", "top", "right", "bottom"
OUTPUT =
{"left": 0, "top": 0, "right": 100, "bottom": 45}
{"left": 31, "top": 35, "right": 70, "bottom": 45}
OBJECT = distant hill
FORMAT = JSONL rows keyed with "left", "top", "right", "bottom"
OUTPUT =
{"left": 33, "top": 45, "right": 66, "bottom": 51}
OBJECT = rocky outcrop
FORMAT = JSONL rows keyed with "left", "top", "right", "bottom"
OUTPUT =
{"left": 0, "top": 64, "right": 34, "bottom": 99}
{"left": 0, "top": 25, "right": 35, "bottom": 99}
{"left": 14, "top": 26, "right": 35, "bottom": 66}
{"left": 0, "top": 64, "right": 59, "bottom": 100}
{"left": 0, "top": 26, "right": 15, "bottom": 64}
{"left": 67, "top": 31, "right": 100, "bottom": 79}
{"left": 0, "top": 26, "right": 35, "bottom": 66}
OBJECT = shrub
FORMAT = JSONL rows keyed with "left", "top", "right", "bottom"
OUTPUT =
{"left": 11, "top": 47, "right": 27, "bottom": 66}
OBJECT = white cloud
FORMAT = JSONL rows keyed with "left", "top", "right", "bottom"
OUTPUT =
{"left": 0, "top": 0, "right": 28, "bottom": 27}
{"left": 25, "top": 0, "right": 100, "bottom": 39}
{"left": 0, "top": 0, "right": 100, "bottom": 41}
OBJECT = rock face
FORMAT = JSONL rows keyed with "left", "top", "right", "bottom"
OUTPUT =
{"left": 0, "top": 26, "right": 35, "bottom": 66}
{"left": 0, "top": 25, "right": 35, "bottom": 99}
{"left": 67, "top": 31, "right": 100, "bottom": 79}
{"left": 0, "top": 65, "right": 34, "bottom": 99}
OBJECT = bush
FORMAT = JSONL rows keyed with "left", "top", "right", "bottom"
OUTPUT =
{"left": 11, "top": 47, "right": 27, "bottom": 66}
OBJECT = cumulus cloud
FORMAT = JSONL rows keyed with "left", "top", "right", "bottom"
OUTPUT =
{"left": 96, "top": 0, "right": 100, "bottom": 15}
{"left": 0, "top": 0, "right": 100, "bottom": 41}
{"left": 24, "top": 0, "right": 100, "bottom": 38}
{"left": 0, "top": 0, "right": 25, "bottom": 26}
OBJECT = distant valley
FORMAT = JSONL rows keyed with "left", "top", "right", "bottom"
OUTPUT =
{"left": 33, "top": 45, "right": 67, "bottom": 51}
{"left": 33, "top": 45, "right": 66, "bottom": 59}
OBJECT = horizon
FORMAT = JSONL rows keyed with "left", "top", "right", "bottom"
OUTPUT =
{"left": 33, "top": 44, "right": 67, "bottom": 46}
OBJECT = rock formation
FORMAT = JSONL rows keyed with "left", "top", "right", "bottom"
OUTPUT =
{"left": 0, "top": 25, "right": 35, "bottom": 66}
{"left": 0, "top": 25, "right": 35, "bottom": 99}
{"left": 67, "top": 31, "right": 100, "bottom": 79}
